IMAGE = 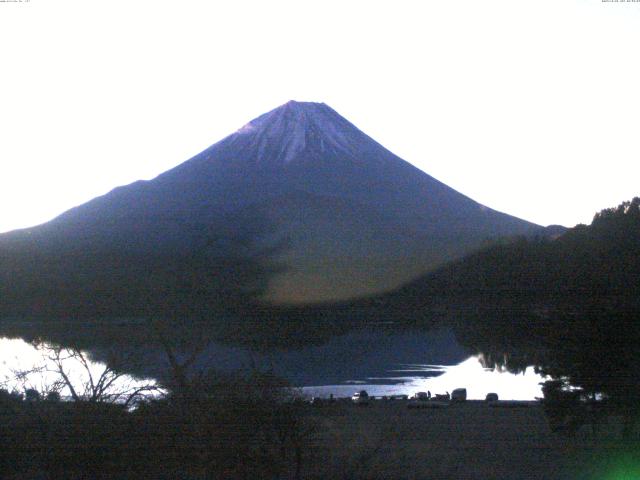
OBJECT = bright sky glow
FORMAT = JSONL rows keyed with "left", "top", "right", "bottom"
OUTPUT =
{"left": 1, "top": 0, "right": 639, "bottom": 233}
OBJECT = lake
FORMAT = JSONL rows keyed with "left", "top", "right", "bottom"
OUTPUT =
{"left": 0, "top": 327, "right": 545, "bottom": 401}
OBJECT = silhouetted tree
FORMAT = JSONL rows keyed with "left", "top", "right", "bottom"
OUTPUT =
{"left": 22, "top": 340, "right": 161, "bottom": 407}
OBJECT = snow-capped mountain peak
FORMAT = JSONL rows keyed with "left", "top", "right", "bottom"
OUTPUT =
{"left": 2, "top": 101, "right": 541, "bottom": 306}
{"left": 231, "top": 101, "right": 364, "bottom": 165}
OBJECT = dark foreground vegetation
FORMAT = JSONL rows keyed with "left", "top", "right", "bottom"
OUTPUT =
{"left": 1, "top": 386, "right": 638, "bottom": 480}
{"left": 0, "top": 370, "right": 316, "bottom": 480}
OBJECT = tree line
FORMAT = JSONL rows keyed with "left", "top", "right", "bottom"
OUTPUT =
{"left": 399, "top": 197, "right": 640, "bottom": 437}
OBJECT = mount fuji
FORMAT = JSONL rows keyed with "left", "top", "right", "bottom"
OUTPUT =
{"left": 1, "top": 101, "right": 541, "bottom": 314}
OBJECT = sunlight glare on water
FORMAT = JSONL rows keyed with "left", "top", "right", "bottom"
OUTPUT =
{"left": 405, "top": 357, "right": 546, "bottom": 400}
{"left": 303, "top": 356, "right": 547, "bottom": 400}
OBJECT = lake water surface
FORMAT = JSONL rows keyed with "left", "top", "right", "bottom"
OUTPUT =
{"left": 1, "top": 327, "right": 545, "bottom": 401}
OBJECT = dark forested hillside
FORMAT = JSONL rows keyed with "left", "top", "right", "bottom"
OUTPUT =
{"left": 0, "top": 212, "right": 284, "bottom": 321}
{"left": 395, "top": 197, "right": 640, "bottom": 305}
{"left": 391, "top": 197, "right": 640, "bottom": 435}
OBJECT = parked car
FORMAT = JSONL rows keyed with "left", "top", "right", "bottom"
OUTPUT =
{"left": 485, "top": 392, "right": 499, "bottom": 403}
{"left": 407, "top": 392, "right": 430, "bottom": 409}
{"left": 451, "top": 388, "right": 467, "bottom": 402}
{"left": 351, "top": 390, "right": 370, "bottom": 405}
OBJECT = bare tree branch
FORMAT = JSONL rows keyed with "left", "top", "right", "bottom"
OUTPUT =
{"left": 26, "top": 340, "right": 160, "bottom": 405}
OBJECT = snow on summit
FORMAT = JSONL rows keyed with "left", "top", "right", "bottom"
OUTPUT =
{"left": 231, "top": 101, "right": 363, "bottom": 165}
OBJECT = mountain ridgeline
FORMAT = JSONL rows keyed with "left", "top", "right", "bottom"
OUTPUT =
{"left": 0, "top": 101, "right": 543, "bottom": 320}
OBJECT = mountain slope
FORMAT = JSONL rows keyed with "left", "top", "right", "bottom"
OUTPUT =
{"left": 1, "top": 101, "right": 541, "bottom": 310}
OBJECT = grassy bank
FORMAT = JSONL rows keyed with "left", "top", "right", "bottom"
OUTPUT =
{"left": 1, "top": 387, "right": 637, "bottom": 479}
{"left": 299, "top": 399, "right": 636, "bottom": 479}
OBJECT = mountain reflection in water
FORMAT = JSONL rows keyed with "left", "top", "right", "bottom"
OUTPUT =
{"left": 1, "top": 332, "right": 545, "bottom": 401}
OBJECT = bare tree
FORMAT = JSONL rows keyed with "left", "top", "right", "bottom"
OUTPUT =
{"left": 9, "top": 363, "right": 65, "bottom": 400}
{"left": 30, "top": 340, "right": 161, "bottom": 408}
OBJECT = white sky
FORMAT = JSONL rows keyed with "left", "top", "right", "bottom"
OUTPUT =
{"left": 1, "top": 0, "right": 639, "bottom": 233}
